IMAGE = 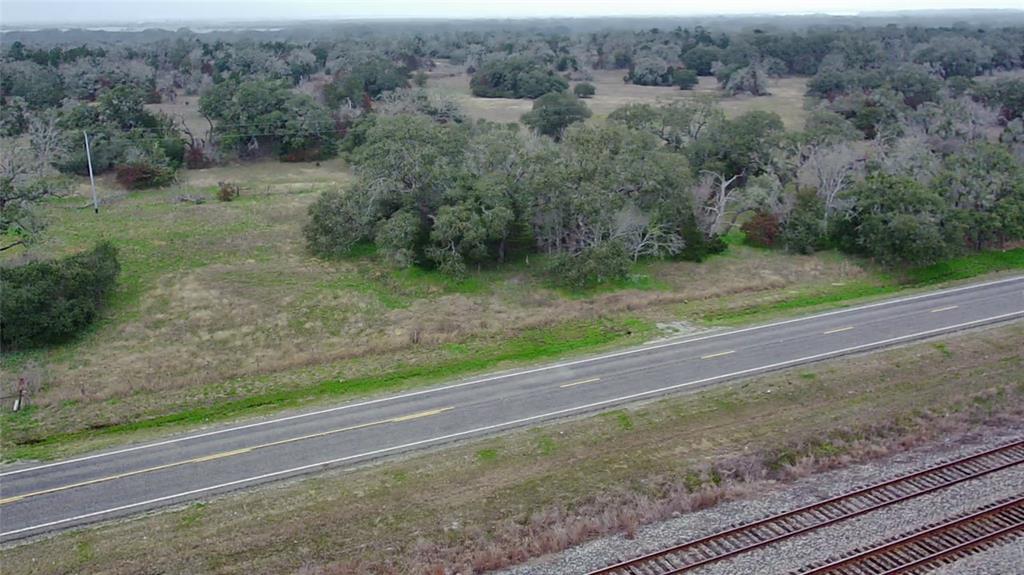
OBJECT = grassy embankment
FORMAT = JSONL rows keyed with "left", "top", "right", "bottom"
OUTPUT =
{"left": 3, "top": 322, "right": 1021, "bottom": 574}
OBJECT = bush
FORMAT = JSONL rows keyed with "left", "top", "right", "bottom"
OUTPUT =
{"left": 573, "top": 82, "right": 596, "bottom": 98}
{"left": 741, "top": 212, "right": 781, "bottom": 247}
{"left": 114, "top": 145, "right": 176, "bottom": 190}
{"left": 548, "top": 241, "right": 631, "bottom": 289}
{"left": 115, "top": 161, "right": 175, "bottom": 190}
{"left": 673, "top": 69, "right": 699, "bottom": 90}
{"left": 303, "top": 189, "right": 373, "bottom": 257}
{"left": 216, "top": 181, "right": 240, "bottom": 202}
{"left": 1, "top": 242, "right": 120, "bottom": 349}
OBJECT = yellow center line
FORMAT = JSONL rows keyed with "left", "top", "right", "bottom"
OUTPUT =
{"left": 701, "top": 350, "right": 735, "bottom": 360}
{"left": 0, "top": 407, "right": 452, "bottom": 506}
{"left": 559, "top": 377, "right": 602, "bottom": 389}
{"left": 930, "top": 305, "right": 959, "bottom": 313}
{"left": 824, "top": 326, "right": 855, "bottom": 335}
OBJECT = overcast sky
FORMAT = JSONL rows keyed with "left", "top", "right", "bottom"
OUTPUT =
{"left": 2, "top": 0, "right": 1022, "bottom": 26}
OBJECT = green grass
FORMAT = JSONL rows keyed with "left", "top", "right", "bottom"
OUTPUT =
{"left": 4, "top": 317, "right": 652, "bottom": 461}
{"left": 704, "top": 248, "right": 1023, "bottom": 324}
{"left": 476, "top": 448, "right": 499, "bottom": 462}
{"left": 902, "top": 249, "right": 1024, "bottom": 285}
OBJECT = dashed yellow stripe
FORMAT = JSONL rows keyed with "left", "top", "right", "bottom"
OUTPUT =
{"left": 0, "top": 407, "right": 452, "bottom": 506}
{"left": 559, "top": 377, "right": 602, "bottom": 389}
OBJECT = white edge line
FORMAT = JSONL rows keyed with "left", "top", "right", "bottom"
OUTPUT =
{"left": 3, "top": 310, "right": 1021, "bottom": 539}
{"left": 3, "top": 275, "right": 1021, "bottom": 478}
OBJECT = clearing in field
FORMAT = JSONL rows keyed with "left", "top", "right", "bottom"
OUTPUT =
{"left": 426, "top": 63, "right": 811, "bottom": 130}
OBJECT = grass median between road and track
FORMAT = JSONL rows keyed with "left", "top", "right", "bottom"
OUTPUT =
{"left": 2, "top": 322, "right": 1021, "bottom": 574}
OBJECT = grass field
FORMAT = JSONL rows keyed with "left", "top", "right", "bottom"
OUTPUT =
{"left": 3, "top": 153, "right": 1022, "bottom": 460}
{"left": 426, "top": 64, "right": 811, "bottom": 130}
{"left": 3, "top": 70, "right": 1021, "bottom": 460}
{"left": 4, "top": 323, "right": 1020, "bottom": 574}
{"left": 0, "top": 162, "right": 877, "bottom": 458}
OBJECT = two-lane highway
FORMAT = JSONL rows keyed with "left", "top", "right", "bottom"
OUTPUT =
{"left": 1, "top": 276, "right": 1022, "bottom": 541}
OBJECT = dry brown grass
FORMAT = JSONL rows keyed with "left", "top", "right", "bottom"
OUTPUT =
{"left": 1, "top": 157, "right": 866, "bottom": 446}
{"left": 3, "top": 323, "right": 1021, "bottom": 574}
{"left": 427, "top": 67, "right": 810, "bottom": 130}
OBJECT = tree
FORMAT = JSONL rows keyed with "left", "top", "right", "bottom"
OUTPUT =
{"left": 0, "top": 142, "right": 71, "bottom": 250}
{"left": 426, "top": 180, "right": 516, "bottom": 275}
{"left": 796, "top": 141, "right": 863, "bottom": 230}
{"left": 470, "top": 57, "right": 567, "bottom": 99}
{"left": 628, "top": 55, "right": 673, "bottom": 86}
{"left": 845, "top": 173, "right": 956, "bottom": 266}
{"left": 0, "top": 61, "right": 64, "bottom": 109}
{"left": 935, "top": 143, "right": 1024, "bottom": 250}
{"left": 521, "top": 92, "right": 591, "bottom": 139}
{"left": 527, "top": 124, "right": 692, "bottom": 261}
{"left": 0, "top": 97, "right": 29, "bottom": 137}
{"left": 682, "top": 45, "right": 723, "bottom": 76}
{"left": 889, "top": 64, "right": 942, "bottom": 110}
{"left": 781, "top": 191, "right": 826, "bottom": 254}
{"left": 913, "top": 36, "right": 994, "bottom": 79}
{"left": 690, "top": 170, "right": 741, "bottom": 238}
{"left": 200, "top": 79, "right": 337, "bottom": 159}
{"left": 688, "top": 110, "right": 784, "bottom": 176}
{"left": 324, "top": 56, "right": 409, "bottom": 108}
{"left": 673, "top": 69, "right": 699, "bottom": 90}
{"left": 573, "top": 82, "right": 596, "bottom": 98}
{"left": 721, "top": 62, "right": 771, "bottom": 96}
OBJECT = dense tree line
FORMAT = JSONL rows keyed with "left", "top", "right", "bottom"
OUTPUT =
{"left": 2, "top": 19, "right": 1023, "bottom": 294}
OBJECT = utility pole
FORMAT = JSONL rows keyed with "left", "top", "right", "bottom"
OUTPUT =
{"left": 84, "top": 130, "right": 98, "bottom": 214}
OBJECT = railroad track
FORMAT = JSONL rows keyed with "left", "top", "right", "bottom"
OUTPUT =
{"left": 794, "top": 495, "right": 1024, "bottom": 574}
{"left": 587, "top": 439, "right": 1024, "bottom": 575}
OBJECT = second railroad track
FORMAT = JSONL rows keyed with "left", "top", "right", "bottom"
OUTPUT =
{"left": 588, "top": 438, "right": 1024, "bottom": 575}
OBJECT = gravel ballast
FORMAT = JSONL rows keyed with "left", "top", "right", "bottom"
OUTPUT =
{"left": 497, "top": 426, "right": 1024, "bottom": 575}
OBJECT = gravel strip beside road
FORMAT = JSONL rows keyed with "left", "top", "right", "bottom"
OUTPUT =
{"left": 498, "top": 426, "right": 1024, "bottom": 575}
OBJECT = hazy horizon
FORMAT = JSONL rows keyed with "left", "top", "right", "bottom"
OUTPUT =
{"left": 2, "top": 0, "right": 1023, "bottom": 27}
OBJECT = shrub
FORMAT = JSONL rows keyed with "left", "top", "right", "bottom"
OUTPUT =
{"left": 573, "top": 82, "right": 596, "bottom": 98}
{"left": 303, "top": 189, "right": 373, "bottom": 257}
{"left": 1, "top": 242, "right": 120, "bottom": 349}
{"left": 114, "top": 145, "right": 176, "bottom": 190}
{"left": 216, "top": 181, "right": 240, "bottom": 202}
{"left": 548, "top": 241, "right": 631, "bottom": 289}
{"left": 115, "top": 160, "right": 175, "bottom": 190}
{"left": 742, "top": 212, "right": 781, "bottom": 248}
{"left": 673, "top": 69, "right": 699, "bottom": 90}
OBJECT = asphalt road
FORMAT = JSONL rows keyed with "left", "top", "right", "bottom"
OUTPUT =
{"left": 1, "top": 276, "right": 1022, "bottom": 541}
